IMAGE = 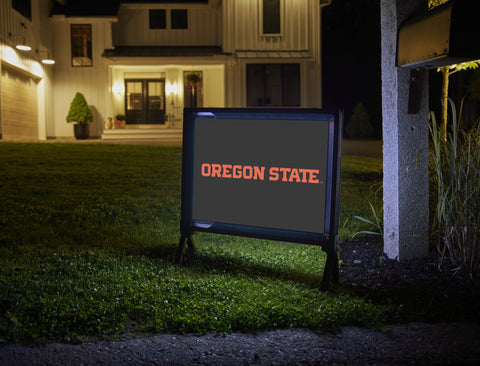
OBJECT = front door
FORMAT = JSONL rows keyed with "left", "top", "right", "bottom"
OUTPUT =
{"left": 125, "top": 79, "right": 166, "bottom": 124}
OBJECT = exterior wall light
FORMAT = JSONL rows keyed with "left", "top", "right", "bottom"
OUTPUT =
{"left": 37, "top": 49, "right": 55, "bottom": 64}
{"left": 166, "top": 82, "right": 178, "bottom": 96}
{"left": 8, "top": 32, "right": 31, "bottom": 51}
{"left": 112, "top": 83, "right": 125, "bottom": 95}
{"left": 9, "top": 23, "right": 31, "bottom": 51}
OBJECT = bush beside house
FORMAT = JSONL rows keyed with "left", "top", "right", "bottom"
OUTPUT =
{"left": 66, "top": 92, "right": 93, "bottom": 139}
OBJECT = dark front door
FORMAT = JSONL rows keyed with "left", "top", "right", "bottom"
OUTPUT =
{"left": 125, "top": 79, "right": 166, "bottom": 124}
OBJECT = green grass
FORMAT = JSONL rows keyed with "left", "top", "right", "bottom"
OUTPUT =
{"left": 0, "top": 142, "right": 383, "bottom": 344}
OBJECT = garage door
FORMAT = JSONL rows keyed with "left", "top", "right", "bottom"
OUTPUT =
{"left": 1, "top": 65, "right": 38, "bottom": 140}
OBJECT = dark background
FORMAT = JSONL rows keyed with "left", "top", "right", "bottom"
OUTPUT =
{"left": 322, "top": 0, "right": 382, "bottom": 140}
{"left": 192, "top": 117, "right": 331, "bottom": 233}
{"left": 322, "top": 0, "right": 480, "bottom": 138}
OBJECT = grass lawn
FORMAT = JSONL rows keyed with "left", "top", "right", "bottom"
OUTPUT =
{"left": 0, "top": 142, "right": 384, "bottom": 344}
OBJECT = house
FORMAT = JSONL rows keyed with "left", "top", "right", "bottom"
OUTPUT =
{"left": 0, "top": 0, "right": 331, "bottom": 141}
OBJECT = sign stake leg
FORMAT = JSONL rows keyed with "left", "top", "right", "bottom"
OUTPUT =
{"left": 175, "top": 234, "right": 195, "bottom": 265}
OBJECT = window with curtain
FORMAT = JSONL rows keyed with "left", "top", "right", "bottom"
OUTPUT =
{"left": 71, "top": 24, "right": 92, "bottom": 67}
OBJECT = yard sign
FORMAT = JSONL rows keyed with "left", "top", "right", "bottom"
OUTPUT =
{"left": 177, "top": 108, "right": 342, "bottom": 289}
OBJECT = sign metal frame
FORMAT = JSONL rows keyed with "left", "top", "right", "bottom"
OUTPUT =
{"left": 177, "top": 108, "right": 342, "bottom": 289}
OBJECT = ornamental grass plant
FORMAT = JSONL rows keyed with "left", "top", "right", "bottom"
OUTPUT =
{"left": 429, "top": 100, "right": 480, "bottom": 280}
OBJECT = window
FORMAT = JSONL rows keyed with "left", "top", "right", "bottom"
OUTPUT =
{"left": 246, "top": 64, "right": 300, "bottom": 107}
{"left": 125, "top": 79, "right": 166, "bottom": 124}
{"left": 71, "top": 25, "right": 92, "bottom": 67}
{"left": 12, "top": 0, "right": 31, "bottom": 20}
{"left": 150, "top": 9, "right": 166, "bottom": 29}
{"left": 171, "top": 9, "right": 188, "bottom": 29}
{"left": 263, "top": 0, "right": 281, "bottom": 34}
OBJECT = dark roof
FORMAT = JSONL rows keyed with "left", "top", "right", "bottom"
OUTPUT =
{"left": 50, "top": 0, "right": 208, "bottom": 17}
{"left": 120, "top": 0, "right": 208, "bottom": 3}
{"left": 102, "top": 46, "right": 227, "bottom": 58}
{"left": 51, "top": 0, "right": 120, "bottom": 17}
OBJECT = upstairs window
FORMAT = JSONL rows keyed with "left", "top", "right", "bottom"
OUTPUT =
{"left": 150, "top": 9, "right": 166, "bottom": 29}
{"left": 12, "top": 0, "right": 31, "bottom": 20}
{"left": 71, "top": 24, "right": 92, "bottom": 67}
{"left": 171, "top": 9, "right": 188, "bottom": 29}
{"left": 262, "top": 0, "right": 281, "bottom": 34}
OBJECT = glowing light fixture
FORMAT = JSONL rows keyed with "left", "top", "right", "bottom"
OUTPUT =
{"left": 112, "top": 83, "right": 125, "bottom": 95}
{"left": 9, "top": 23, "right": 31, "bottom": 51}
{"left": 16, "top": 42, "right": 31, "bottom": 51}
{"left": 36, "top": 49, "right": 55, "bottom": 65}
{"left": 166, "top": 82, "right": 178, "bottom": 95}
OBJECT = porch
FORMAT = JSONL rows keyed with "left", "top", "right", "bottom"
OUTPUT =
{"left": 102, "top": 125, "right": 182, "bottom": 143}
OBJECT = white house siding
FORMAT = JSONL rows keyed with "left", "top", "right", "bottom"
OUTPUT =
{"left": 0, "top": 0, "right": 54, "bottom": 140}
{"left": 222, "top": 0, "right": 324, "bottom": 108}
{"left": 50, "top": 18, "right": 115, "bottom": 138}
{"left": 222, "top": 0, "right": 312, "bottom": 52}
{"left": 113, "top": 4, "right": 220, "bottom": 47}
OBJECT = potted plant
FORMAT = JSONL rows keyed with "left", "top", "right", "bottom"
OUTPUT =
{"left": 115, "top": 114, "right": 126, "bottom": 128}
{"left": 66, "top": 92, "right": 93, "bottom": 139}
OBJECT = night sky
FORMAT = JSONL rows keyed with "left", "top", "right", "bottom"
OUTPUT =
{"left": 322, "top": 0, "right": 382, "bottom": 139}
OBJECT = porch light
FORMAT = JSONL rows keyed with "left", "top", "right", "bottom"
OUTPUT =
{"left": 112, "top": 83, "right": 125, "bottom": 95}
{"left": 166, "top": 82, "right": 178, "bottom": 95}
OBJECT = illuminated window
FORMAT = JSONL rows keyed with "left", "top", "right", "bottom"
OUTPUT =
{"left": 247, "top": 64, "right": 300, "bottom": 106}
{"left": 12, "top": 0, "right": 31, "bottom": 20}
{"left": 125, "top": 79, "right": 166, "bottom": 124}
{"left": 150, "top": 9, "right": 166, "bottom": 29}
{"left": 71, "top": 24, "right": 92, "bottom": 67}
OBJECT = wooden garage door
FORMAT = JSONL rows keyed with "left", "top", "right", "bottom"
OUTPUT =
{"left": 1, "top": 65, "right": 38, "bottom": 140}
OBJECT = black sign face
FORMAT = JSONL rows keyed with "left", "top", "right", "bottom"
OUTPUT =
{"left": 192, "top": 118, "right": 330, "bottom": 234}
{"left": 180, "top": 108, "right": 340, "bottom": 246}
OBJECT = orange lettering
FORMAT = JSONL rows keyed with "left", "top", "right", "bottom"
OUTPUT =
{"left": 279, "top": 167, "right": 291, "bottom": 182}
{"left": 243, "top": 166, "right": 253, "bottom": 179}
{"left": 269, "top": 167, "right": 279, "bottom": 181}
{"left": 253, "top": 166, "right": 265, "bottom": 180}
{"left": 211, "top": 164, "right": 222, "bottom": 177}
{"left": 233, "top": 165, "right": 242, "bottom": 178}
{"left": 201, "top": 163, "right": 211, "bottom": 177}
{"left": 299, "top": 169, "right": 309, "bottom": 183}
{"left": 308, "top": 169, "right": 320, "bottom": 184}
{"left": 289, "top": 168, "right": 301, "bottom": 183}
{"left": 222, "top": 164, "right": 232, "bottom": 178}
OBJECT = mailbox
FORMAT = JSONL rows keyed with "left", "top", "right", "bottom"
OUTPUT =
{"left": 397, "top": 0, "right": 480, "bottom": 69}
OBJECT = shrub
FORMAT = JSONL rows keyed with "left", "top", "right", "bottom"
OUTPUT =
{"left": 345, "top": 103, "right": 374, "bottom": 139}
{"left": 429, "top": 99, "right": 480, "bottom": 280}
{"left": 66, "top": 92, "right": 93, "bottom": 124}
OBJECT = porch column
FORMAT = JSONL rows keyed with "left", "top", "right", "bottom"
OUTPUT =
{"left": 381, "top": 0, "right": 429, "bottom": 260}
